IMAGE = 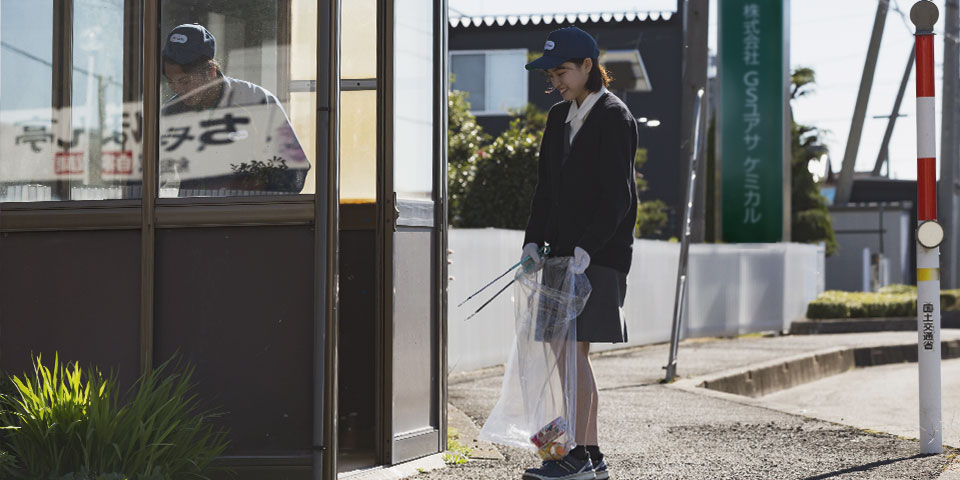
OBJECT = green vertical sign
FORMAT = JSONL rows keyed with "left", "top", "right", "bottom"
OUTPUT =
{"left": 720, "top": 0, "right": 788, "bottom": 243}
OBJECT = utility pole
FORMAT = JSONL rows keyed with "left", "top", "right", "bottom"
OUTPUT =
{"left": 835, "top": 0, "right": 889, "bottom": 205}
{"left": 873, "top": 47, "right": 917, "bottom": 177}
{"left": 664, "top": 0, "right": 708, "bottom": 382}
{"left": 872, "top": 46, "right": 915, "bottom": 177}
{"left": 940, "top": 0, "right": 959, "bottom": 288}
{"left": 679, "top": 0, "right": 710, "bottom": 242}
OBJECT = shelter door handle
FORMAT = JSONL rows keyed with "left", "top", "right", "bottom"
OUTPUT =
{"left": 392, "top": 192, "right": 400, "bottom": 232}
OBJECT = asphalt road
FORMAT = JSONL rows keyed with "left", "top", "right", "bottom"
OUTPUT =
{"left": 415, "top": 333, "right": 960, "bottom": 479}
{"left": 764, "top": 358, "right": 960, "bottom": 449}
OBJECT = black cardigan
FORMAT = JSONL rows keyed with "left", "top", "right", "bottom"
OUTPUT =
{"left": 523, "top": 92, "right": 639, "bottom": 274}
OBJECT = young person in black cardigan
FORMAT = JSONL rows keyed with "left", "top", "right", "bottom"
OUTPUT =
{"left": 520, "top": 26, "right": 639, "bottom": 480}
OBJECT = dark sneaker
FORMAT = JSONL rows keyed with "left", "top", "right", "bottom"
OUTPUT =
{"left": 522, "top": 453, "right": 596, "bottom": 480}
{"left": 592, "top": 455, "right": 609, "bottom": 480}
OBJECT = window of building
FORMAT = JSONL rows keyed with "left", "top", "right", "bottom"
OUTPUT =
{"left": 449, "top": 49, "right": 527, "bottom": 115}
{"left": 157, "top": 0, "right": 317, "bottom": 198}
{"left": 599, "top": 49, "right": 653, "bottom": 92}
{"left": 1, "top": 0, "right": 141, "bottom": 202}
{"left": 1, "top": 0, "right": 321, "bottom": 203}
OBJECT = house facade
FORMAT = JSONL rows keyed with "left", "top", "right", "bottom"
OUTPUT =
{"left": 449, "top": 11, "right": 686, "bottom": 235}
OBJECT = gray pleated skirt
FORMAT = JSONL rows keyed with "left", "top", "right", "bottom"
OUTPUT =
{"left": 533, "top": 262, "right": 629, "bottom": 344}
{"left": 576, "top": 264, "right": 628, "bottom": 343}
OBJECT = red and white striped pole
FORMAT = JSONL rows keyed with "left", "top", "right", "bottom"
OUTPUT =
{"left": 912, "top": 0, "right": 944, "bottom": 455}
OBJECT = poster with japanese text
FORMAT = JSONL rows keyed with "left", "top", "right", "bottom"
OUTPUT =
{"left": 719, "top": 0, "right": 789, "bottom": 243}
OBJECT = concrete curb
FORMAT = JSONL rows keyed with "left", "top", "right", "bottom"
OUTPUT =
{"left": 691, "top": 339, "right": 960, "bottom": 398}
{"left": 340, "top": 454, "right": 446, "bottom": 480}
{"left": 447, "top": 404, "right": 503, "bottom": 461}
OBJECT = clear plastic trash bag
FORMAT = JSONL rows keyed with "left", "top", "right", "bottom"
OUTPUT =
{"left": 478, "top": 256, "right": 592, "bottom": 459}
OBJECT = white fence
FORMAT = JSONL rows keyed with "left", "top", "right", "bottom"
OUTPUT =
{"left": 447, "top": 228, "right": 825, "bottom": 374}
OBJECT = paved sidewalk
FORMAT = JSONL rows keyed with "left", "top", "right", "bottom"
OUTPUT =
{"left": 416, "top": 331, "right": 960, "bottom": 479}
{"left": 763, "top": 358, "right": 960, "bottom": 448}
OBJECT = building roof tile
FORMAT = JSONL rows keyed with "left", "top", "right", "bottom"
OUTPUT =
{"left": 449, "top": 10, "right": 673, "bottom": 28}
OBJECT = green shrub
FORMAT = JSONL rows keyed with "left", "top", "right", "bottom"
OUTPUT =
{"left": 941, "top": 289, "right": 960, "bottom": 311}
{"left": 459, "top": 115, "right": 541, "bottom": 229}
{"left": 636, "top": 199, "right": 668, "bottom": 238}
{"left": 790, "top": 68, "right": 837, "bottom": 256}
{"left": 0, "top": 354, "right": 228, "bottom": 479}
{"left": 0, "top": 451, "right": 16, "bottom": 476}
{"left": 805, "top": 299, "right": 848, "bottom": 319}
{"left": 633, "top": 148, "right": 669, "bottom": 239}
{"left": 0, "top": 370, "right": 15, "bottom": 447}
{"left": 448, "top": 88, "right": 489, "bottom": 226}
{"left": 792, "top": 209, "right": 837, "bottom": 256}
{"left": 52, "top": 471, "right": 131, "bottom": 480}
{"left": 805, "top": 287, "right": 960, "bottom": 319}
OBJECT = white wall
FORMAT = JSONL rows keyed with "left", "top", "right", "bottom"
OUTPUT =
{"left": 447, "top": 228, "right": 825, "bottom": 374}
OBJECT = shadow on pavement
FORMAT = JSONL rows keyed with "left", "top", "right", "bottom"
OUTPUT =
{"left": 598, "top": 382, "right": 659, "bottom": 392}
{"left": 802, "top": 454, "right": 933, "bottom": 479}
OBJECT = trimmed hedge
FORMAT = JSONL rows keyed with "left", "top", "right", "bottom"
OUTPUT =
{"left": 877, "top": 284, "right": 917, "bottom": 295}
{"left": 806, "top": 285, "right": 960, "bottom": 319}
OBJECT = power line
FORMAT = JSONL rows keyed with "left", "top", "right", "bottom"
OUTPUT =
{"left": 0, "top": 41, "right": 52, "bottom": 68}
{"left": 889, "top": 0, "right": 914, "bottom": 35}
{"left": 1, "top": 41, "right": 122, "bottom": 88}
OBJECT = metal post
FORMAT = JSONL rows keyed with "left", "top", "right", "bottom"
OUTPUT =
{"left": 680, "top": 0, "right": 710, "bottom": 242}
{"left": 664, "top": 89, "right": 705, "bottom": 382}
{"left": 314, "top": 0, "right": 339, "bottom": 476}
{"left": 836, "top": 0, "right": 888, "bottom": 205}
{"left": 140, "top": 0, "right": 159, "bottom": 376}
{"left": 940, "top": 0, "right": 959, "bottom": 289}
{"left": 911, "top": 0, "right": 943, "bottom": 455}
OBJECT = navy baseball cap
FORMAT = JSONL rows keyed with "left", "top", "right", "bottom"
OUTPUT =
{"left": 525, "top": 26, "right": 599, "bottom": 70}
{"left": 163, "top": 23, "right": 216, "bottom": 65}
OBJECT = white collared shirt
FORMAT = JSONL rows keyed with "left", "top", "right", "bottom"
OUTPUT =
{"left": 565, "top": 86, "right": 608, "bottom": 144}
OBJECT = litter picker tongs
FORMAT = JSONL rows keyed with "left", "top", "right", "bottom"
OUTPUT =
{"left": 459, "top": 246, "right": 550, "bottom": 321}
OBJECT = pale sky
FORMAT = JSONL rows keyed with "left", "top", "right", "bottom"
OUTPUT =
{"left": 449, "top": 0, "right": 952, "bottom": 181}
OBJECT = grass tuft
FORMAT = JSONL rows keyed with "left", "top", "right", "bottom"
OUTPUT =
{"left": 442, "top": 427, "right": 472, "bottom": 465}
{"left": 0, "top": 353, "right": 229, "bottom": 479}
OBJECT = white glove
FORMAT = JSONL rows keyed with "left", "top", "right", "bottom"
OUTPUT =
{"left": 571, "top": 247, "right": 591, "bottom": 274}
{"left": 522, "top": 243, "right": 543, "bottom": 273}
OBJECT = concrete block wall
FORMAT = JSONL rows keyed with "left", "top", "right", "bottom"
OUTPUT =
{"left": 447, "top": 228, "right": 825, "bottom": 374}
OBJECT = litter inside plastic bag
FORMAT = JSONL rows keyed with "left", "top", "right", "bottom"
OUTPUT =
{"left": 478, "top": 256, "right": 592, "bottom": 458}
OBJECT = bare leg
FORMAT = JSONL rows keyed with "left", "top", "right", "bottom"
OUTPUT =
{"left": 575, "top": 342, "right": 599, "bottom": 445}
{"left": 552, "top": 340, "right": 599, "bottom": 446}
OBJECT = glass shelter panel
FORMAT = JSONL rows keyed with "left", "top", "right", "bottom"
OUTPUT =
{"left": 394, "top": 0, "right": 433, "bottom": 200}
{"left": 340, "top": 90, "right": 377, "bottom": 204}
{"left": 290, "top": 0, "right": 318, "bottom": 195}
{"left": 158, "top": 0, "right": 315, "bottom": 198}
{"left": 1, "top": 0, "right": 142, "bottom": 202}
{"left": 341, "top": 0, "right": 377, "bottom": 80}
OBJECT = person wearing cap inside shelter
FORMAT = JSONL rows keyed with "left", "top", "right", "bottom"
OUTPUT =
{"left": 160, "top": 23, "right": 309, "bottom": 196}
{"left": 520, "top": 26, "right": 638, "bottom": 480}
